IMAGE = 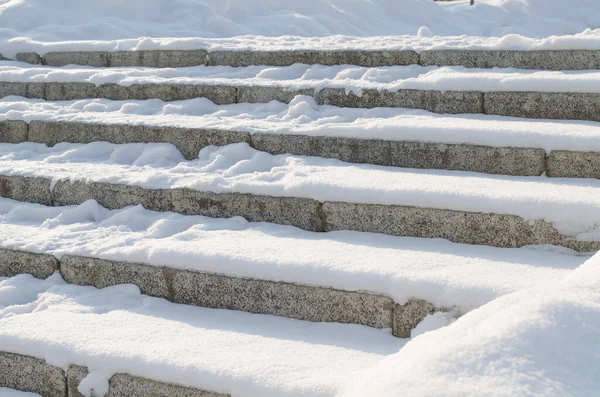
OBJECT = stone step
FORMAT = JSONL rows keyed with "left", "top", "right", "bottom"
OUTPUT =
{"left": 0, "top": 248, "right": 436, "bottom": 338}
{"left": 0, "top": 173, "right": 597, "bottom": 252}
{"left": 0, "top": 120, "right": 548, "bottom": 176}
{"left": 10, "top": 49, "right": 600, "bottom": 70}
{"left": 1, "top": 81, "right": 599, "bottom": 121}
{"left": 0, "top": 275, "right": 407, "bottom": 397}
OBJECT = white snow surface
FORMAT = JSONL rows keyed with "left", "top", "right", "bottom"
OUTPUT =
{"left": 2, "top": 141, "right": 600, "bottom": 239}
{"left": 0, "top": 0, "right": 600, "bottom": 58}
{"left": 4, "top": 96, "right": 600, "bottom": 152}
{"left": 344, "top": 252, "right": 600, "bottom": 397}
{"left": 1, "top": 249, "right": 599, "bottom": 397}
{"left": 0, "top": 273, "right": 405, "bottom": 397}
{"left": 0, "top": 198, "right": 587, "bottom": 311}
{"left": 4, "top": 62, "right": 600, "bottom": 94}
{"left": 0, "top": 389, "right": 40, "bottom": 397}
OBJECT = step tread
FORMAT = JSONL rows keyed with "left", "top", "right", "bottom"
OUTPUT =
{"left": 0, "top": 199, "right": 586, "bottom": 312}
{"left": 2, "top": 62, "right": 600, "bottom": 93}
{"left": 0, "top": 141, "right": 599, "bottom": 241}
{"left": 0, "top": 274, "right": 404, "bottom": 397}
{"left": 2, "top": 97, "right": 600, "bottom": 153}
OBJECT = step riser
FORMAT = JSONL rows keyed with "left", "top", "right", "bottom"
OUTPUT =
{"left": 0, "top": 353, "right": 67, "bottom": 397}
{"left": 0, "top": 248, "right": 435, "bottom": 337}
{"left": 11, "top": 50, "right": 600, "bottom": 70}
{"left": 1, "top": 120, "right": 546, "bottom": 176}
{"left": 0, "top": 175, "right": 596, "bottom": 251}
{"left": 2, "top": 82, "right": 599, "bottom": 121}
{"left": 0, "top": 352, "right": 224, "bottom": 397}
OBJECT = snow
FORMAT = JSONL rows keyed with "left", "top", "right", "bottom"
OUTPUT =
{"left": 4, "top": 95, "right": 600, "bottom": 153}
{"left": 4, "top": 62, "right": 600, "bottom": 94}
{"left": 344, "top": 253, "right": 600, "bottom": 397}
{"left": 0, "top": 198, "right": 587, "bottom": 311}
{"left": 0, "top": 273, "right": 405, "bottom": 397}
{"left": 2, "top": 141, "right": 600, "bottom": 239}
{"left": 0, "top": 389, "right": 40, "bottom": 397}
{"left": 0, "top": 0, "right": 600, "bottom": 58}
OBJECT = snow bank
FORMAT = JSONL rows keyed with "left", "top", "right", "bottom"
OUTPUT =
{"left": 4, "top": 63, "right": 600, "bottom": 94}
{"left": 0, "top": 273, "right": 403, "bottom": 397}
{"left": 2, "top": 141, "right": 600, "bottom": 239}
{"left": 344, "top": 252, "right": 600, "bottom": 397}
{"left": 4, "top": 96, "right": 600, "bottom": 152}
{"left": 1, "top": 0, "right": 600, "bottom": 57}
{"left": 0, "top": 198, "right": 586, "bottom": 310}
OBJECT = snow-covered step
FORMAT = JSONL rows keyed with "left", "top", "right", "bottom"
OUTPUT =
{"left": 1, "top": 142, "right": 600, "bottom": 251}
{"left": 0, "top": 274, "right": 405, "bottom": 397}
{"left": 12, "top": 49, "right": 600, "bottom": 70}
{"left": 0, "top": 199, "right": 587, "bottom": 335}
{"left": 3, "top": 62, "right": 600, "bottom": 120}
{"left": 3, "top": 97, "right": 600, "bottom": 178}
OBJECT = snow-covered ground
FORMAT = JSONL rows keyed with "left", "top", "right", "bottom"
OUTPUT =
{"left": 4, "top": 62, "right": 600, "bottom": 94}
{"left": 0, "top": 198, "right": 587, "bottom": 311}
{"left": 0, "top": 389, "right": 41, "bottom": 397}
{"left": 2, "top": 141, "right": 600, "bottom": 239}
{"left": 4, "top": 95, "right": 600, "bottom": 152}
{"left": 1, "top": 0, "right": 600, "bottom": 57}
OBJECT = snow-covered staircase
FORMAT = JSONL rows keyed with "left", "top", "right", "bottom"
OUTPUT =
{"left": 0, "top": 47, "right": 599, "bottom": 397}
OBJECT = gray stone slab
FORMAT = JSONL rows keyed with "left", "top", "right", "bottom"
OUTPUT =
{"left": 317, "top": 88, "right": 484, "bottom": 113}
{"left": 68, "top": 365, "right": 225, "bottom": 397}
{"left": 43, "top": 52, "right": 109, "bottom": 67}
{"left": 44, "top": 82, "right": 237, "bottom": 104}
{"left": 0, "top": 175, "right": 52, "bottom": 205}
{"left": 170, "top": 189, "right": 323, "bottom": 231}
{"left": 60, "top": 255, "right": 170, "bottom": 299}
{"left": 484, "top": 91, "right": 600, "bottom": 121}
{"left": 547, "top": 150, "right": 600, "bottom": 179}
{"left": 109, "top": 50, "right": 208, "bottom": 68}
{"left": 320, "top": 201, "right": 600, "bottom": 252}
{"left": 15, "top": 52, "right": 42, "bottom": 65}
{"left": 0, "top": 352, "right": 67, "bottom": 397}
{"left": 251, "top": 133, "right": 546, "bottom": 175}
{"left": 171, "top": 267, "right": 393, "bottom": 329}
{"left": 207, "top": 50, "right": 419, "bottom": 67}
{"left": 0, "top": 120, "right": 28, "bottom": 143}
{"left": 59, "top": 255, "right": 393, "bottom": 329}
{"left": 0, "top": 248, "right": 58, "bottom": 279}
{"left": 28, "top": 121, "right": 251, "bottom": 160}
{"left": 420, "top": 50, "right": 600, "bottom": 70}
{"left": 237, "top": 85, "right": 314, "bottom": 104}
{"left": 50, "top": 180, "right": 322, "bottom": 231}
{"left": 392, "top": 299, "right": 436, "bottom": 338}
{"left": 0, "top": 82, "right": 45, "bottom": 99}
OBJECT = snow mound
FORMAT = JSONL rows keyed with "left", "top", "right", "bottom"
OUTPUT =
{"left": 344, "top": 253, "right": 600, "bottom": 397}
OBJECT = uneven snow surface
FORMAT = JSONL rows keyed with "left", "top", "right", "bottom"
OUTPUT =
{"left": 0, "top": 389, "right": 41, "bottom": 397}
{"left": 2, "top": 141, "right": 600, "bottom": 238}
{"left": 4, "top": 96, "right": 600, "bottom": 152}
{"left": 0, "top": 198, "right": 587, "bottom": 310}
{"left": 4, "top": 62, "right": 600, "bottom": 93}
{"left": 344, "top": 253, "right": 600, "bottom": 397}
{"left": 0, "top": 274, "right": 404, "bottom": 397}
{"left": 1, "top": 0, "right": 600, "bottom": 57}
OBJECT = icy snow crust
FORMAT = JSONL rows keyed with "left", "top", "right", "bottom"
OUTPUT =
{"left": 0, "top": 198, "right": 587, "bottom": 311}
{"left": 0, "top": 95, "right": 600, "bottom": 152}
{"left": 5, "top": 62, "right": 600, "bottom": 94}
{"left": 0, "top": 0, "right": 600, "bottom": 58}
{"left": 4, "top": 96, "right": 600, "bottom": 152}
{"left": 1, "top": 252, "right": 599, "bottom": 397}
{"left": 0, "top": 389, "right": 41, "bottom": 397}
{"left": 1, "top": 141, "right": 600, "bottom": 239}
